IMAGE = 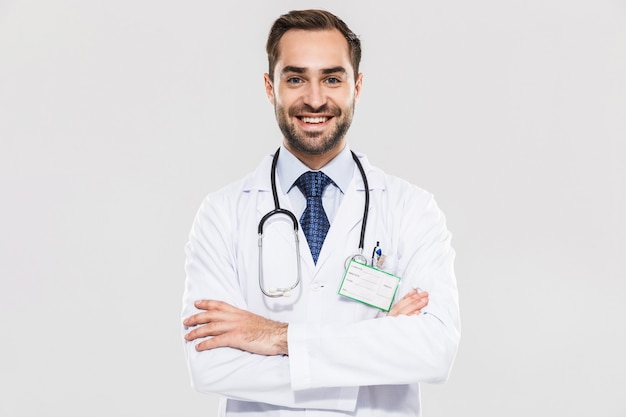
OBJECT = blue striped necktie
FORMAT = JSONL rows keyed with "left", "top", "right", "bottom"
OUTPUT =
{"left": 294, "top": 171, "right": 333, "bottom": 264}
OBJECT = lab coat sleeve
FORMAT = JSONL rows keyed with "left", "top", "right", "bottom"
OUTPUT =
{"left": 181, "top": 190, "right": 359, "bottom": 411}
{"left": 288, "top": 188, "right": 461, "bottom": 390}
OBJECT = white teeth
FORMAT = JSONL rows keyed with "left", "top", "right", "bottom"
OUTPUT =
{"left": 301, "top": 117, "right": 328, "bottom": 124}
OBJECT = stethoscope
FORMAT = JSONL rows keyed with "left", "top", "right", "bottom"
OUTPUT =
{"left": 258, "top": 148, "right": 370, "bottom": 297}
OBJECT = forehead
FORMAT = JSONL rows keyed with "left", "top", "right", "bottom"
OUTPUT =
{"left": 275, "top": 29, "right": 353, "bottom": 74}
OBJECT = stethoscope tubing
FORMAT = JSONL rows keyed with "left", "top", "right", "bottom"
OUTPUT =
{"left": 257, "top": 148, "right": 369, "bottom": 297}
{"left": 351, "top": 149, "right": 369, "bottom": 255}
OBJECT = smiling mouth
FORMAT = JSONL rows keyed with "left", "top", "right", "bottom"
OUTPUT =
{"left": 299, "top": 116, "right": 330, "bottom": 124}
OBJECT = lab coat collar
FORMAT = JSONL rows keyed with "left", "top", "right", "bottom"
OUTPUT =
{"left": 351, "top": 151, "right": 385, "bottom": 191}
{"left": 277, "top": 144, "right": 355, "bottom": 195}
{"left": 242, "top": 147, "right": 386, "bottom": 192}
{"left": 244, "top": 149, "right": 275, "bottom": 192}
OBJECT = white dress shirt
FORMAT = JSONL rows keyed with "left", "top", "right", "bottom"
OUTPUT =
{"left": 277, "top": 144, "right": 355, "bottom": 223}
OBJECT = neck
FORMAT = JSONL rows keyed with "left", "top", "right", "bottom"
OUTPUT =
{"left": 284, "top": 141, "right": 346, "bottom": 170}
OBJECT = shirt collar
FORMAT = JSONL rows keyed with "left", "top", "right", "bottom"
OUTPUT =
{"left": 277, "top": 144, "right": 355, "bottom": 195}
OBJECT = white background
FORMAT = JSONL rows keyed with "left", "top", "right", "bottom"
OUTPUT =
{"left": 1, "top": 0, "right": 625, "bottom": 416}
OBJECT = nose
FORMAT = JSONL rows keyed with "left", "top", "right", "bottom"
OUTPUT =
{"left": 302, "top": 82, "right": 327, "bottom": 110}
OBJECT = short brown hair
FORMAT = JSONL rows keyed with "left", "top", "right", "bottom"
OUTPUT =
{"left": 266, "top": 9, "right": 362, "bottom": 81}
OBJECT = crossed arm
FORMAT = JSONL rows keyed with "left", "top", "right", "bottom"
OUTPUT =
{"left": 183, "top": 289, "right": 429, "bottom": 356}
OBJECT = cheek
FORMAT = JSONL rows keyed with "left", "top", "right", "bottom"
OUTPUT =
{"left": 275, "top": 89, "right": 300, "bottom": 107}
{"left": 330, "top": 88, "right": 356, "bottom": 107}
{"left": 336, "top": 96, "right": 356, "bottom": 112}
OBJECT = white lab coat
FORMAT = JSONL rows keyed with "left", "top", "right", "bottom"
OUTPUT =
{"left": 181, "top": 150, "right": 461, "bottom": 416}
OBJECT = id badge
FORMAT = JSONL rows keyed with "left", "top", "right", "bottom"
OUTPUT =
{"left": 338, "top": 259, "right": 401, "bottom": 312}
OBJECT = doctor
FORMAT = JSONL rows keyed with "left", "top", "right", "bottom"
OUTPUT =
{"left": 182, "top": 9, "right": 460, "bottom": 416}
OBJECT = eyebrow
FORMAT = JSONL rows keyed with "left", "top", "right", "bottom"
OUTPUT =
{"left": 321, "top": 66, "right": 348, "bottom": 75}
{"left": 281, "top": 66, "right": 348, "bottom": 76}
{"left": 281, "top": 66, "right": 306, "bottom": 75}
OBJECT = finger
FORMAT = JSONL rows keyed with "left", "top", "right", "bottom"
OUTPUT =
{"left": 413, "top": 294, "right": 429, "bottom": 310}
{"left": 389, "top": 302, "right": 422, "bottom": 317}
{"left": 388, "top": 296, "right": 416, "bottom": 316}
{"left": 195, "top": 337, "right": 217, "bottom": 351}
{"left": 387, "top": 291, "right": 416, "bottom": 317}
{"left": 193, "top": 318, "right": 267, "bottom": 351}
{"left": 394, "top": 289, "right": 421, "bottom": 306}
{"left": 183, "top": 310, "right": 217, "bottom": 327}
{"left": 186, "top": 325, "right": 215, "bottom": 342}
{"left": 194, "top": 299, "right": 234, "bottom": 312}
{"left": 388, "top": 292, "right": 429, "bottom": 317}
{"left": 195, "top": 333, "right": 235, "bottom": 351}
{"left": 184, "top": 306, "right": 238, "bottom": 327}
{"left": 390, "top": 302, "right": 425, "bottom": 317}
{"left": 184, "top": 300, "right": 237, "bottom": 326}
{"left": 401, "top": 289, "right": 419, "bottom": 300}
{"left": 185, "top": 318, "right": 235, "bottom": 342}
{"left": 406, "top": 294, "right": 429, "bottom": 315}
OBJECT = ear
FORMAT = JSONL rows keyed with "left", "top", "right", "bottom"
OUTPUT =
{"left": 264, "top": 73, "right": 275, "bottom": 105}
{"left": 354, "top": 73, "right": 363, "bottom": 102}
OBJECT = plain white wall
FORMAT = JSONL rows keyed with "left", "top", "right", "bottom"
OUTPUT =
{"left": 1, "top": 0, "right": 625, "bottom": 416}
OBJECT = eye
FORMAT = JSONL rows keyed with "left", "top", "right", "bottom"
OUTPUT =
{"left": 325, "top": 77, "right": 341, "bottom": 85}
{"left": 286, "top": 77, "right": 303, "bottom": 85}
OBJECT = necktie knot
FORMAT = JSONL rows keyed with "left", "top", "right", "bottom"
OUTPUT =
{"left": 294, "top": 171, "right": 332, "bottom": 198}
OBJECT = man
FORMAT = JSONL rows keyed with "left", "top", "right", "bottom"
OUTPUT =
{"left": 182, "top": 9, "right": 460, "bottom": 416}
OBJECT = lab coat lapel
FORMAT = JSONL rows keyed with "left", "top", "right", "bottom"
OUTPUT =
{"left": 250, "top": 153, "right": 317, "bottom": 272}
{"left": 250, "top": 152, "right": 276, "bottom": 217}
{"left": 315, "top": 152, "right": 385, "bottom": 273}
{"left": 314, "top": 169, "right": 367, "bottom": 272}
